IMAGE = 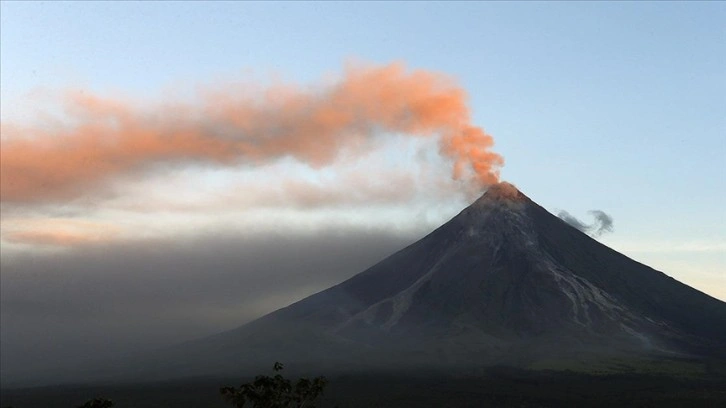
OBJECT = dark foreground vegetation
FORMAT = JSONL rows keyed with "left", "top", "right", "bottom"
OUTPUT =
{"left": 3, "top": 367, "right": 726, "bottom": 408}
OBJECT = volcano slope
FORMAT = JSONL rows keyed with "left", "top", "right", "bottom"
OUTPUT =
{"left": 140, "top": 182, "right": 726, "bottom": 379}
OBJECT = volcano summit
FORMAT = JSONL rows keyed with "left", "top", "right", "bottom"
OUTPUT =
{"left": 140, "top": 183, "right": 726, "bottom": 378}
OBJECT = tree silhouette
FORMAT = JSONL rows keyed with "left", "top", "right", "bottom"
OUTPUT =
{"left": 220, "top": 362, "right": 328, "bottom": 408}
{"left": 77, "top": 398, "right": 114, "bottom": 408}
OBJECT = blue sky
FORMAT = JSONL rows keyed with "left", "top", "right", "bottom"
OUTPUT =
{"left": 1, "top": 1, "right": 724, "bottom": 299}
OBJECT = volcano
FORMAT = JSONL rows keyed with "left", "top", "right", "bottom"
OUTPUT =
{"left": 147, "top": 183, "right": 726, "bottom": 377}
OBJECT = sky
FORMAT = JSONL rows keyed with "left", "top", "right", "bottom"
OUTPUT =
{"left": 1, "top": 1, "right": 725, "bottom": 385}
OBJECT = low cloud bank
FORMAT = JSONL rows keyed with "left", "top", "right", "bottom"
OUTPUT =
{"left": 0, "top": 227, "right": 421, "bottom": 386}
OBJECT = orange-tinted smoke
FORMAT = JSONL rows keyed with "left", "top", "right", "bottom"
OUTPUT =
{"left": 2, "top": 218, "right": 121, "bottom": 247}
{"left": 4, "top": 229, "right": 115, "bottom": 247}
{"left": 0, "top": 62, "right": 503, "bottom": 204}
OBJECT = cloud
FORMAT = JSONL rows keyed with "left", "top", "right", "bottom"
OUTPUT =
{"left": 1, "top": 62, "right": 503, "bottom": 206}
{"left": 110, "top": 158, "right": 459, "bottom": 212}
{"left": 557, "top": 209, "right": 614, "bottom": 237}
{"left": 0, "top": 226, "right": 422, "bottom": 386}
{"left": 0, "top": 157, "right": 467, "bottom": 251}
{"left": 1, "top": 218, "right": 121, "bottom": 248}
{"left": 608, "top": 239, "right": 726, "bottom": 254}
{"left": 3, "top": 230, "right": 111, "bottom": 247}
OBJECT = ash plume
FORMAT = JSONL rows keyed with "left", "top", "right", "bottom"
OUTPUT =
{"left": 557, "top": 210, "right": 614, "bottom": 237}
{"left": 0, "top": 62, "right": 503, "bottom": 205}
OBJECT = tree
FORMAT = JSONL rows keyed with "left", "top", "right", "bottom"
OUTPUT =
{"left": 77, "top": 398, "right": 114, "bottom": 408}
{"left": 220, "top": 362, "right": 328, "bottom": 408}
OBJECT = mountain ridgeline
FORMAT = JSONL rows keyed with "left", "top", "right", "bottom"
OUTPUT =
{"left": 141, "top": 183, "right": 726, "bottom": 378}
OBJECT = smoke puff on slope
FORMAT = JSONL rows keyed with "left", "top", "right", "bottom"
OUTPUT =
{"left": 557, "top": 209, "right": 614, "bottom": 237}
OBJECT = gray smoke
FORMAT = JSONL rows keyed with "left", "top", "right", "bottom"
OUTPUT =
{"left": 557, "top": 210, "right": 614, "bottom": 237}
{"left": 0, "top": 227, "right": 421, "bottom": 387}
{"left": 588, "top": 210, "right": 614, "bottom": 236}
